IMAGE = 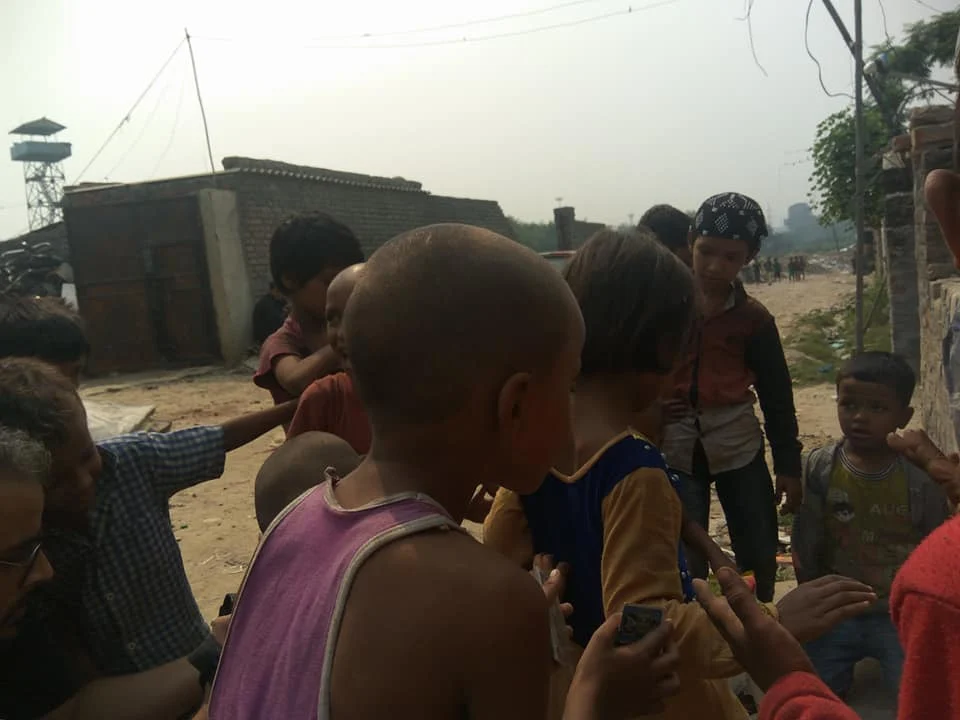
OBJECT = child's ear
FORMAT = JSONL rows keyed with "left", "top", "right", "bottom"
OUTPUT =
{"left": 496, "top": 372, "right": 532, "bottom": 429}
{"left": 900, "top": 406, "right": 915, "bottom": 429}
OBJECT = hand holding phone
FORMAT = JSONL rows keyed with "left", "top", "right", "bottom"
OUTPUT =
{"left": 615, "top": 604, "right": 664, "bottom": 647}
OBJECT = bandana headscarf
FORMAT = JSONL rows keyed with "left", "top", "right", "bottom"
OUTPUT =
{"left": 694, "top": 192, "right": 768, "bottom": 243}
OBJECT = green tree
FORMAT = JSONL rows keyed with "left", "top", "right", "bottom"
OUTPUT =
{"left": 808, "top": 9, "right": 960, "bottom": 226}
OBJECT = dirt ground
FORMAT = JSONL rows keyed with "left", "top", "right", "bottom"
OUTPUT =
{"left": 78, "top": 271, "right": 863, "bottom": 621}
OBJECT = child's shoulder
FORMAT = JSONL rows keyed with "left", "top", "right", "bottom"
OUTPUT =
{"left": 586, "top": 432, "right": 670, "bottom": 498}
{"left": 734, "top": 286, "right": 775, "bottom": 326}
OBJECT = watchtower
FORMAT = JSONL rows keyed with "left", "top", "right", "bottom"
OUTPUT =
{"left": 9, "top": 117, "right": 72, "bottom": 230}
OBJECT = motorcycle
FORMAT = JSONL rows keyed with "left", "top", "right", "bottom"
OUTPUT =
{"left": 0, "top": 240, "right": 72, "bottom": 298}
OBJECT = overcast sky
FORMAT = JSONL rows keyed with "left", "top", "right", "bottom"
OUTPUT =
{"left": 0, "top": 0, "right": 948, "bottom": 239}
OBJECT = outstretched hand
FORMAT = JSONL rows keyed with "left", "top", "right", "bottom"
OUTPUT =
{"left": 888, "top": 429, "right": 960, "bottom": 505}
{"left": 694, "top": 568, "right": 814, "bottom": 692}
{"left": 564, "top": 614, "right": 680, "bottom": 719}
{"left": 776, "top": 574, "right": 875, "bottom": 644}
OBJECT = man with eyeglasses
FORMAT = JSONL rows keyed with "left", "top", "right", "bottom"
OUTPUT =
{"left": 0, "top": 424, "right": 219, "bottom": 720}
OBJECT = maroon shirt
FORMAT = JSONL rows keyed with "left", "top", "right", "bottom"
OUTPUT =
{"left": 254, "top": 316, "right": 311, "bottom": 405}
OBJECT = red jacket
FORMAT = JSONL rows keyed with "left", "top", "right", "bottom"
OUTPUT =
{"left": 761, "top": 515, "right": 960, "bottom": 720}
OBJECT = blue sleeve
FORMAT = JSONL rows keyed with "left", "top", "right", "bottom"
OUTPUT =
{"left": 101, "top": 426, "right": 226, "bottom": 500}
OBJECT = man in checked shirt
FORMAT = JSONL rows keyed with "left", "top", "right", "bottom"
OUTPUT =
{"left": 0, "top": 356, "right": 295, "bottom": 684}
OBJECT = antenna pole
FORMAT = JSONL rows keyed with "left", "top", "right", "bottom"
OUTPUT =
{"left": 185, "top": 28, "right": 217, "bottom": 180}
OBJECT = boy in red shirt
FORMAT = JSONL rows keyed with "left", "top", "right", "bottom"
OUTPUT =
{"left": 287, "top": 264, "right": 370, "bottom": 453}
{"left": 254, "top": 213, "right": 365, "bottom": 406}
{"left": 663, "top": 192, "right": 802, "bottom": 603}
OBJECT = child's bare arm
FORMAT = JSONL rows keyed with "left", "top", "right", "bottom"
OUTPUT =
{"left": 221, "top": 400, "right": 297, "bottom": 451}
{"left": 273, "top": 347, "right": 340, "bottom": 397}
{"left": 330, "top": 533, "right": 551, "bottom": 719}
{"left": 680, "top": 511, "right": 737, "bottom": 575}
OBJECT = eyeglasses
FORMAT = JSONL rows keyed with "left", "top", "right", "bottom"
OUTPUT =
{"left": 0, "top": 539, "right": 44, "bottom": 588}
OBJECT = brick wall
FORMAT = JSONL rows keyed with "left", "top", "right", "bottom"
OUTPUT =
{"left": 62, "top": 158, "right": 516, "bottom": 300}
{"left": 903, "top": 106, "right": 960, "bottom": 451}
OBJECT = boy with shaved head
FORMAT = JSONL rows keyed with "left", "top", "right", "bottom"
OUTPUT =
{"left": 210, "top": 224, "right": 682, "bottom": 720}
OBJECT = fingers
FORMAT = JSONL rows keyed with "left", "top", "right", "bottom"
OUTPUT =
{"left": 541, "top": 566, "right": 569, "bottom": 605}
{"left": 648, "top": 636, "right": 680, "bottom": 676}
{"left": 715, "top": 567, "right": 762, "bottom": 621}
{"left": 592, "top": 611, "right": 621, "bottom": 645}
{"left": 630, "top": 619, "right": 674, "bottom": 658}
{"left": 693, "top": 576, "right": 745, "bottom": 645}
{"left": 819, "top": 600, "right": 875, "bottom": 629}
{"left": 805, "top": 575, "right": 873, "bottom": 593}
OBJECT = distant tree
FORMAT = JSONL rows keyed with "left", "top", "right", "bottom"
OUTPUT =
{"left": 808, "top": 9, "right": 960, "bottom": 226}
{"left": 509, "top": 217, "right": 556, "bottom": 252}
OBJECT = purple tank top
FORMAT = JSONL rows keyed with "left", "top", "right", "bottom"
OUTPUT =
{"left": 208, "top": 483, "right": 459, "bottom": 719}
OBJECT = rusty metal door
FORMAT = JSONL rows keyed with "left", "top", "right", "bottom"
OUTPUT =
{"left": 67, "top": 195, "right": 221, "bottom": 374}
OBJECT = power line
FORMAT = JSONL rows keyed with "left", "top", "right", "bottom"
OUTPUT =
{"left": 353, "top": 0, "right": 609, "bottom": 38}
{"left": 196, "top": 0, "right": 681, "bottom": 50}
{"left": 912, "top": 0, "right": 946, "bottom": 12}
{"left": 103, "top": 54, "right": 183, "bottom": 180}
{"left": 149, "top": 59, "right": 190, "bottom": 179}
{"left": 805, "top": 0, "right": 855, "bottom": 100}
{"left": 740, "top": 0, "right": 768, "bottom": 77}
{"left": 73, "top": 39, "right": 186, "bottom": 184}
{"left": 877, "top": 0, "right": 891, "bottom": 44}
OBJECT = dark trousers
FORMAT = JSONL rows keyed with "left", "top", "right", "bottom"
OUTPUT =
{"left": 675, "top": 442, "right": 779, "bottom": 602}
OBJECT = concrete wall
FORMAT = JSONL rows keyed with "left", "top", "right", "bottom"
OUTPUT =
{"left": 198, "top": 189, "right": 251, "bottom": 367}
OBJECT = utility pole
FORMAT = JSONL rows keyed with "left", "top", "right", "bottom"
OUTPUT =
{"left": 853, "top": 0, "right": 865, "bottom": 352}
{"left": 184, "top": 28, "right": 217, "bottom": 180}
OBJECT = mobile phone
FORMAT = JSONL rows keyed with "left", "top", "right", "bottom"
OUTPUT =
{"left": 615, "top": 604, "right": 663, "bottom": 647}
{"left": 218, "top": 592, "right": 237, "bottom": 617}
{"left": 532, "top": 566, "right": 566, "bottom": 663}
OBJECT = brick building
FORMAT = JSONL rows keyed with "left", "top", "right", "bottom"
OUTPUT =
{"left": 61, "top": 156, "right": 515, "bottom": 374}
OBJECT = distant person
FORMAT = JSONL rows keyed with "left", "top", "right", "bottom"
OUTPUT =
{"left": 638, "top": 204, "right": 693, "bottom": 268}
{"left": 799, "top": 255, "right": 807, "bottom": 280}
{"left": 793, "top": 352, "right": 949, "bottom": 698}
{"left": 254, "top": 213, "right": 365, "bottom": 407}
{"left": 773, "top": 257, "right": 782, "bottom": 282}
{"left": 210, "top": 224, "right": 684, "bottom": 720}
{"left": 252, "top": 282, "right": 288, "bottom": 346}
{"left": 287, "top": 264, "right": 370, "bottom": 453}
{"left": 752, "top": 260, "right": 762, "bottom": 284}
{"left": 663, "top": 192, "right": 802, "bottom": 603}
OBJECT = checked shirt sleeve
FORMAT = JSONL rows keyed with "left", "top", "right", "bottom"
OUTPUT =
{"left": 107, "top": 426, "right": 226, "bottom": 499}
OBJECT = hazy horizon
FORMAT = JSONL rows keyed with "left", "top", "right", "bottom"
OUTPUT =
{"left": 0, "top": 0, "right": 948, "bottom": 239}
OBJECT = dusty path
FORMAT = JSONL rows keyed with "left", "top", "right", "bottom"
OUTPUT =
{"left": 80, "top": 271, "right": 860, "bottom": 620}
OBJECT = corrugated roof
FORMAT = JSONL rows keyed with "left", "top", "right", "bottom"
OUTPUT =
{"left": 222, "top": 156, "right": 424, "bottom": 193}
{"left": 9, "top": 117, "right": 67, "bottom": 136}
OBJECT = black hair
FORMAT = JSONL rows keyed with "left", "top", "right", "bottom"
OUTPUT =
{"left": 0, "top": 357, "right": 82, "bottom": 451}
{"left": 0, "top": 295, "right": 89, "bottom": 364}
{"left": 269, "top": 212, "right": 365, "bottom": 294}
{"left": 255, "top": 431, "right": 360, "bottom": 532}
{"left": 837, "top": 351, "right": 916, "bottom": 407}
{"left": 638, "top": 205, "right": 692, "bottom": 252}
{"left": 563, "top": 228, "right": 695, "bottom": 377}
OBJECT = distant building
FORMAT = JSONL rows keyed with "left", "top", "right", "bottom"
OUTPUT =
{"left": 61, "top": 156, "right": 515, "bottom": 374}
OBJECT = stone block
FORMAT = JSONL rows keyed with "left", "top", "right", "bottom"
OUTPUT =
{"left": 909, "top": 105, "right": 955, "bottom": 128}
{"left": 912, "top": 123, "right": 955, "bottom": 151}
